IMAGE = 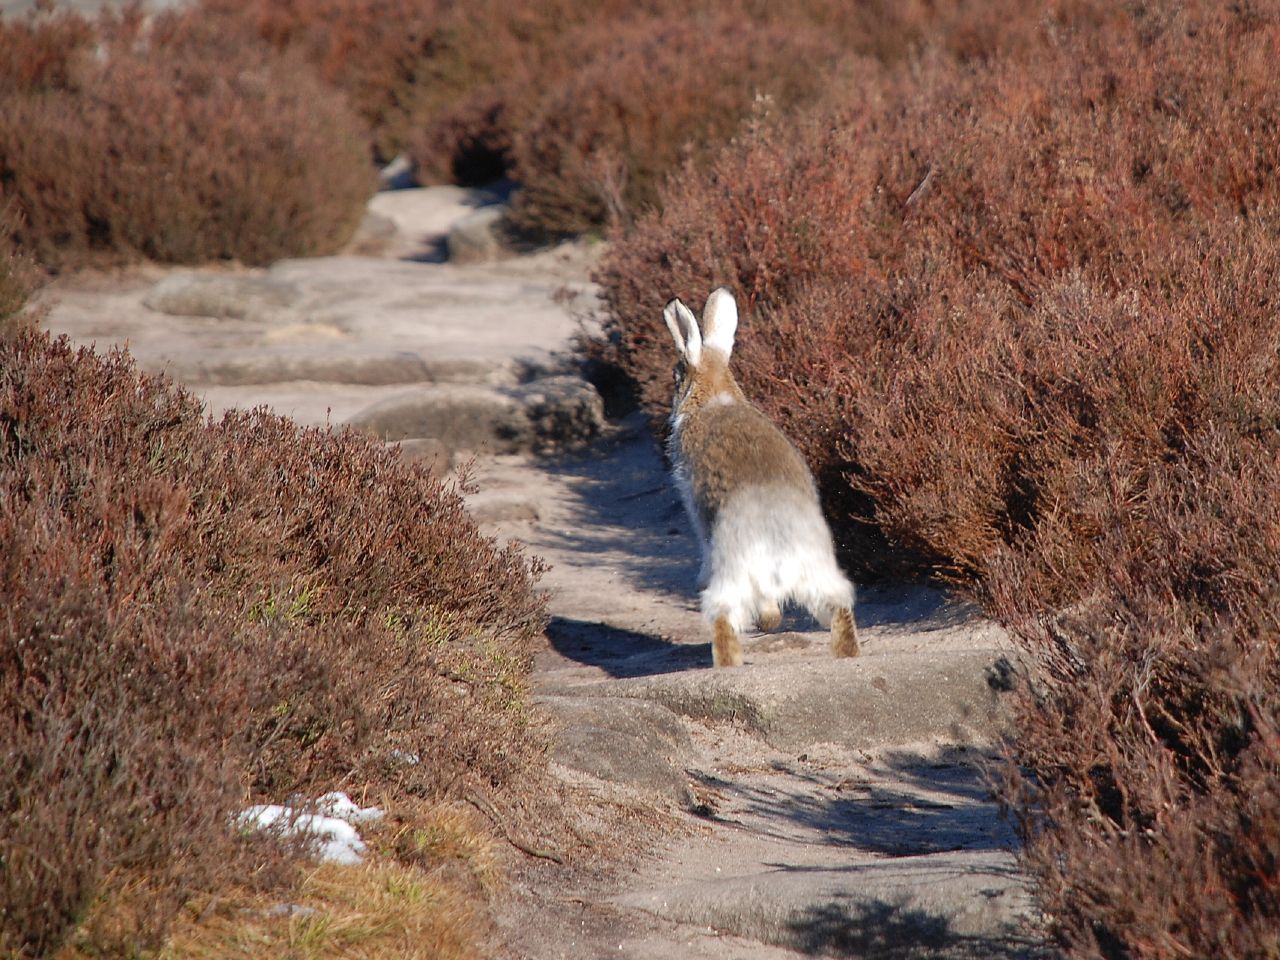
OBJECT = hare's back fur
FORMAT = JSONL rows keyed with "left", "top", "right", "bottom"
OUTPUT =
{"left": 672, "top": 400, "right": 815, "bottom": 530}
{"left": 672, "top": 400, "right": 852, "bottom": 632}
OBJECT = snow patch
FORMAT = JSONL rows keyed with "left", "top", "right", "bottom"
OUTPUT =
{"left": 237, "top": 791, "right": 384, "bottom": 865}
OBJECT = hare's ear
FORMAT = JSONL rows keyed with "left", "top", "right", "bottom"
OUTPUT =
{"left": 663, "top": 298, "right": 703, "bottom": 366}
{"left": 701, "top": 287, "right": 738, "bottom": 359}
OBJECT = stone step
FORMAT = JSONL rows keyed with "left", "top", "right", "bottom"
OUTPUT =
{"left": 545, "top": 647, "right": 1018, "bottom": 754}
{"left": 346, "top": 377, "right": 605, "bottom": 453}
{"left": 164, "top": 344, "right": 510, "bottom": 387}
{"left": 614, "top": 849, "right": 1039, "bottom": 959}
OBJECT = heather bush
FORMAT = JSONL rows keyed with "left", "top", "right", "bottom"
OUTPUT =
{"left": 599, "top": 0, "right": 1280, "bottom": 950}
{"left": 507, "top": 13, "right": 840, "bottom": 236}
{"left": 989, "top": 418, "right": 1280, "bottom": 958}
{"left": 490, "top": 0, "right": 1078, "bottom": 234}
{"left": 0, "top": 332, "right": 546, "bottom": 955}
{"left": 1, "top": 544, "right": 288, "bottom": 958}
{"left": 450, "top": 0, "right": 1067, "bottom": 192}
{"left": 195, "top": 0, "right": 447, "bottom": 162}
{"left": 0, "top": 205, "right": 37, "bottom": 335}
{"left": 403, "top": 0, "right": 692, "bottom": 185}
{"left": 599, "top": 0, "right": 1280, "bottom": 567}
{"left": 0, "top": 8, "right": 375, "bottom": 270}
{"left": 186, "top": 0, "right": 1058, "bottom": 215}
{"left": 197, "top": 0, "right": 662, "bottom": 176}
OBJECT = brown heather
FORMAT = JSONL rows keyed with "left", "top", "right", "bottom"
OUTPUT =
{"left": 506, "top": 12, "right": 840, "bottom": 237}
{"left": 184, "top": 0, "right": 1068, "bottom": 234}
{"left": 599, "top": 0, "right": 1280, "bottom": 569}
{"left": 987, "top": 411, "right": 1280, "bottom": 959}
{"left": 0, "top": 8, "right": 375, "bottom": 271}
{"left": 401, "top": 0, "right": 717, "bottom": 187}
{"left": 2, "top": 0, "right": 1276, "bottom": 952}
{"left": 196, "top": 0, "right": 669, "bottom": 177}
{"left": 397, "top": 0, "right": 650, "bottom": 182}
{"left": 0, "top": 332, "right": 546, "bottom": 956}
{"left": 0, "top": 205, "right": 38, "bottom": 335}
{"left": 598, "top": 1, "right": 1280, "bottom": 953}
{"left": 195, "top": 0, "right": 447, "bottom": 163}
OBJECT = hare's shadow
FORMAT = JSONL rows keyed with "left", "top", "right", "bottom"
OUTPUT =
{"left": 534, "top": 414, "right": 702, "bottom": 600}
{"left": 545, "top": 616, "right": 709, "bottom": 677}
{"left": 534, "top": 417, "right": 716, "bottom": 677}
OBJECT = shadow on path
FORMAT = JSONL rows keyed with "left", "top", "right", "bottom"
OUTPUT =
{"left": 546, "top": 616, "right": 710, "bottom": 677}
{"left": 692, "top": 749, "right": 1016, "bottom": 857}
{"left": 533, "top": 417, "right": 987, "bottom": 637}
{"left": 854, "top": 582, "right": 978, "bottom": 631}
{"left": 532, "top": 421, "right": 699, "bottom": 600}
{"left": 785, "top": 895, "right": 1048, "bottom": 959}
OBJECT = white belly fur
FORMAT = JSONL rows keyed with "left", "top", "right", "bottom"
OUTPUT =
{"left": 698, "top": 486, "right": 854, "bottom": 631}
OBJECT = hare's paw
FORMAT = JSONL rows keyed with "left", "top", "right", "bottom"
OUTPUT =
{"left": 830, "top": 607, "right": 859, "bottom": 658}
{"left": 757, "top": 601, "right": 782, "bottom": 632}
{"left": 712, "top": 615, "right": 744, "bottom": 668}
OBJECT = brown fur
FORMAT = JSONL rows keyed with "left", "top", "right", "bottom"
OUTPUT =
{"left": 712, "top": 614, "right": 744, "bottom": 667}
{"left": 672, "top": 349, "right": 741, "bottom": 409}
{"left": 673, "top": 351, "right": 815, "bottom": 532}
{"left": 830, "top": 606, "right": 859, "bottom": 657}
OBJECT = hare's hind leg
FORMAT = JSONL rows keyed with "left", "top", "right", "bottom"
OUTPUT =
{"left": 712, "top": 615, "right": 744, "bottom": 667}
{"left": 757, "top": 601, "right": 782, "bottom": 631}
{"left": 830, "top": 607, "right": 859, "bottom": 658}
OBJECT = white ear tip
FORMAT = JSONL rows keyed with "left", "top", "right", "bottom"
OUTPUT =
{"left": 709, "top": 287, "right": 737, "bottom": 314}
{"left": 701, "top": 287, "right": 738, "bottom": 356}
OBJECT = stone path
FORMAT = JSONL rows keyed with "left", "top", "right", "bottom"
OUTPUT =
{"left": 38, "top": 186, "right": 1049, "bottom": 959}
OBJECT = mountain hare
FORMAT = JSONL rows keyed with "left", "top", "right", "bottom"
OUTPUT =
{"left": 663, "top": 288, "right": 858, "bottom": 668}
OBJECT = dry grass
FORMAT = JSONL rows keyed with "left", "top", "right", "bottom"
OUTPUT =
{"left": 160, "top": 858, "right": 493, "bottom": 960}
{"left": 373, "top": 801, "right": 502, "bottom": 891}
{"left": 153, "top": 798, "right": 503, "bottom": 960}
{"left": 48, "top": 799, "right": 507, "bottom": 960}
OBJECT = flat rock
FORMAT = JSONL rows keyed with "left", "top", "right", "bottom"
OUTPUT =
{"left": 367, "top": 185, "right": 476, "bottom": 240}
{"left": 169, "top": 346, "right": 417, "bottom": 386}
{"left": 514, "top": 375, "right": 605, "bottom": 448}
{"left": 343, "top": 209, "right": 400, "bottom": 256}
{"left": 143, "top": 272, "right": 300, "bottom": 320}
{"left": 540, "top": 694, "right": 693, "bottom": 799}
{"left": 347, "top": 384, "right": 530, "bottom": 451}
{"left": 553, "top": 649, "right": 1017, "bottom": 753}
{"left": 448, "top": 205, "right": 512, "bottom": 264}
{"left": 467, "top": 492, "right": 541, "bottom": 523}
{"left": 165, "top": 344, "right": 504, "bottom": 387}
{"left": 346, "top": 377, "right": 603, "bottom": 453}
{"left": 614, "top": 850, "right": 1039, "bottom": 959}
